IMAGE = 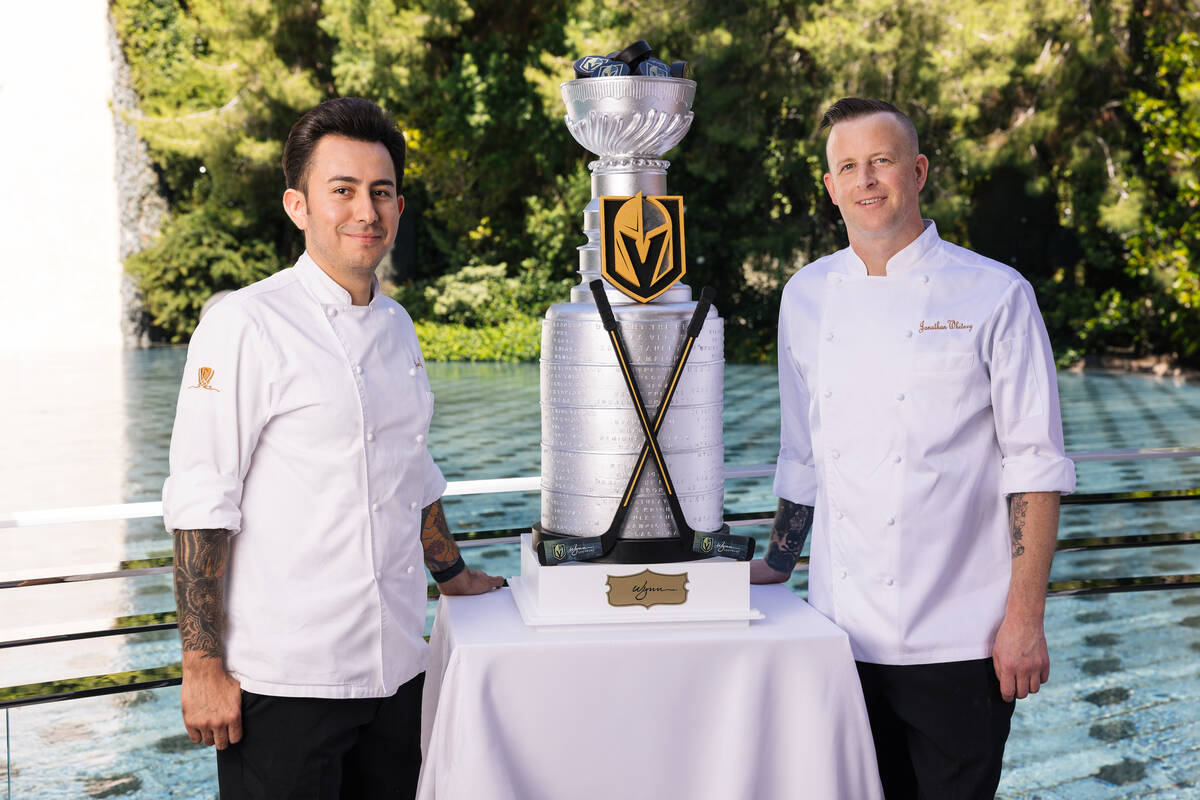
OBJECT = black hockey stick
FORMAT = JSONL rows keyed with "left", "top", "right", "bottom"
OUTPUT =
{"left": 591, "top": 279, "right": 755, "bottom": 561}
{"left": 536, "top": 284, "right": 716, "bottom": 566}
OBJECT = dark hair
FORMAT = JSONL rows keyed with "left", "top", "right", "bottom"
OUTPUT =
{"left": 819, "top": 97, "right": 919, "bottom": 154}
{"left": 282, "top": 97, "right": 406, "bottom": 194}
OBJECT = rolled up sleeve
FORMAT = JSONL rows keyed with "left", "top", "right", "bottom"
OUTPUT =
{"left": 989, "top": 280, "right": 1076, "bottom": 496}
{"left": 421, "top": 455, "right": 447, "bottom": 509}
{"left": 162, "top": 302, "right": 275, "bottom": 533}
{"left": 773, "top": 287, "right": 819, "bottom": 505}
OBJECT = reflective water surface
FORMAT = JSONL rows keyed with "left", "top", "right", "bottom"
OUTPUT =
{"left": 2, "top": 348, "right": 1199, "bottom": 798}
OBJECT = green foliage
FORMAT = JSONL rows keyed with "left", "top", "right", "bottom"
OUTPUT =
{"left": 1124, "top": 22, "right": 1200, "bottom": 357}
{"left": 424, "top": 264, "right": 524, "bottom": 325}
{"left": 413, "top": 317, "right": 542, "bottom": 362}
{"left": 125, "top": 209, "right": 278, "bottom": 341}
{"left": 116, "top": 0, "right": 1200, "bottom": 366}
{"left": 112, "top": 0, "right": 328, "bottom": 336}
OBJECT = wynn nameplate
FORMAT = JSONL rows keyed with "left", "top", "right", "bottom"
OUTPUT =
{"left": 605, "top": 569, "right": 689, "bottom": 608}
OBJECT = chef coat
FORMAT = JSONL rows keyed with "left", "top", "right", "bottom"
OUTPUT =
{"left": 163, "top": 252, "right": 446, "bottom": 698}
{"left": 773, "top": 221, "right": 1075, "bottom": 665}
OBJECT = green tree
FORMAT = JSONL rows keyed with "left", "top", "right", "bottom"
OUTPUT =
{"left": 113, "top": 0, "right": 327, "bottom": 340}
{"left": 113, "top": 0, "right": 1200, "bottom": 365}
{"left": 1124, "top": 10, "right": 1200, "bottom": 357}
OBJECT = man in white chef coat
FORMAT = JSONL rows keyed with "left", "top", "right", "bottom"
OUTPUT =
{"left": 751, "top": 97, "right": 1076, "bottom": 797}
{"left": 162, "top": 97, "right": 502, "bottom": 799}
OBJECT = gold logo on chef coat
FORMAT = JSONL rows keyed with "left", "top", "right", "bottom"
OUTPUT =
{"left": 919, "top": 319, "right": 974, "bottom": 334}
{"left": 599, "top": 192, "right": 686, "bottom": 303}
{"left": 605, "top": 569, "right": 689, "bottom": 608}
{"left": 188, "top": 367, "right": 221, "bottom": 391}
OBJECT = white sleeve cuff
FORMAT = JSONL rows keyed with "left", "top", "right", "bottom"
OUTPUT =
{"left": 773, "top": 456, "right": 818, "bottom": 506}
{"left": 162, "top": 472, "right": 244, "bottom": 533}
{"left": 422, "top": 458, "right": 448, "bottom": 509}
{"left": 999, "top": 454, "right": 1077, "bottom": 496}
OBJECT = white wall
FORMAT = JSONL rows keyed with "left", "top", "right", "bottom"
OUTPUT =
{"left": 0, "top": 1, "right": 124, "bottom": 353}
{"left": 0, "top": 4, "right": 129, "bottom": 652}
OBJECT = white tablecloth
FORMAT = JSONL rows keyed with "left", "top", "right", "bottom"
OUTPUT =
{"left": 417, "top": 584, "right": 883, "bottom": 800}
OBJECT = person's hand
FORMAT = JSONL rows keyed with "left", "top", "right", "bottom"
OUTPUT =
{"left": 749, "top": 558, "right": 792, "bottom": 585}
{"left": 181, "top": 654, "right": 243, "bottom": 749}
{"left": 438, "top": 566, "right": 504, "bottom": 596}
{"left": 991, "top": 614, "right": 1050, "bottom": 702}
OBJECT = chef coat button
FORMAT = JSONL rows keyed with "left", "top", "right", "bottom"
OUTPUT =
{"left": 388, "top": 308, "right": 396, "bottom": 316}
{"left": 823, "top": 390, "right": 832, "bottom": 399}
{"left": 406, "top": 566, "right": 415, "bottom": 574}
{"left": 825, "top": 332, "right": 834, "bottom": 341}
{"left": 355, "top": 364, "right": 363, "bottom": 374}
{"left": 831, "top": 450, "right": 840, "bottom": 460}
{"left": 887, "top": 517, "right": 895, "bottom": 526}
{"left": 838, "top": 569, "right": 847, "bottom": 580}
{"left": 409, "top": 367, "right": 417, "bottom": 376}
{"left": 884, "top": 577, "right": 895, "bottom": 587}
{"left": 371, "top": 502, "right": 379, "bottom": 512}
{"left": 904, "top": 330, "right": 913, "bottom": 338}
{"left": 416, "top": 434, "right": 426, "bottom": 445}
{"left": 920, "top": 275, "right": 930, "bottom": 285}
{"left": 896, "top": 393, "right": 905, "bottom": 401}
{"left": 892, "top": 455, "right": 902, "bottom": 464}
{"left": 326, "top": 307, "right": 337, "bottom": 318}
{"left": 409, "top": 501, "right": 419, "bottom": 511}
{"left": 835, "top": 511, "right": 844, "bottom": 520}
{"left": 366, "top": 432, "right": 375, "bottom": 442}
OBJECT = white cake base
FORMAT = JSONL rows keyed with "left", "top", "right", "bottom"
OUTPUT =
{"left": 510, "top": 533, "right": 763, "bottom": 631}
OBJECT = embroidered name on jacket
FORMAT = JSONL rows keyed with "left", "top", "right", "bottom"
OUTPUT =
{"left": 919, "top": 319, "right": 973, "bottom": 333}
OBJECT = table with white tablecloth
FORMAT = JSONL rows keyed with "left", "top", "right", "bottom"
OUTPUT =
{"left": 417, "top": 583, "right": 883, "bottom": 800}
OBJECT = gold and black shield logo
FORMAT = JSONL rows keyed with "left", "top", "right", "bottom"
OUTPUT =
{"left": 599, "top": 192, "right": 686, "bottom": 303}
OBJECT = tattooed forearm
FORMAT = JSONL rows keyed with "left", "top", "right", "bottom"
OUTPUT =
{"left": 420, "top": 500, "right": 462, "bottom": 572}
{"left": 1008, "top": 493, "right": 1028, "bottom": 558}
{"left": 173, "top": 529, "right": 230, "bottom": 660}
{"left": 764, "top": 499, "right": 814, "bottom": 574}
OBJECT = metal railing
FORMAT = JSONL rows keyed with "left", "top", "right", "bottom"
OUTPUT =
{"left": 3, "top": 446, "right": 1200, "bottom": 710}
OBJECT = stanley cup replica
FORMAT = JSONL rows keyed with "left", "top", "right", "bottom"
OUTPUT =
{"left": 534, "top": 68, "right": 728, "bottom": 564}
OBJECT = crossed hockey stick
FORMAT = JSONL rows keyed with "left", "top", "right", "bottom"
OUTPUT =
{"left": 536, "top": 280, "right": 755, "bottom": 565}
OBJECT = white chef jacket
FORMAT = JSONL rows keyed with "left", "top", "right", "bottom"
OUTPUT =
{"left": 774, "top": 221, "right": 1075, "bottom": 665}
{"left": 162, "top": 252, "right": 446, "bottom": 698}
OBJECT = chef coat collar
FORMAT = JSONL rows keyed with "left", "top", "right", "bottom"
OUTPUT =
{"left": 842, "top": 219, "right": 941, "bottom": 277}
{"left": 294, "top": 251, "right": 382, "bottom": 307}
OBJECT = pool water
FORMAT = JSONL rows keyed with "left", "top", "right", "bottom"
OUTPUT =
{"left": 2, "top": 351, "right": 1199, "bottom": 798}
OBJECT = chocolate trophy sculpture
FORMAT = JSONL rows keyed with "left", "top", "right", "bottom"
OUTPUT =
{"left": 533, "top": 43, "right": 755, "bottom": 566}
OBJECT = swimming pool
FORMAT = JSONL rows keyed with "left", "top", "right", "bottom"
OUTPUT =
{"left": 1, "top": 351, "right": 1198, "bottom": 798}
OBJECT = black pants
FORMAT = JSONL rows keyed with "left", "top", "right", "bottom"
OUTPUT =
{"left": 856, "top": 659, "right": 1014, "bottom": 800}
{"left": 216, "top": 672, "right": 424, "bottom": 800}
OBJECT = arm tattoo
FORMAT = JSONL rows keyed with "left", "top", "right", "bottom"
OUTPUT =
{"left": 1008, "top": 493, "right": 1027, "bottom": 558}
{"left": 764, "top": 499, "right": 814, "bottom": 574}
{"left": 173, "top": 529, "right": 230, "bottom": 660}
{"left": 420, "top": 500, "right": 462, "bottom": 572}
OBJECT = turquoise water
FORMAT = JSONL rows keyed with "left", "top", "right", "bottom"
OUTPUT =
{"left": 2, "top": 350, "right": 1199, "bottom": 798}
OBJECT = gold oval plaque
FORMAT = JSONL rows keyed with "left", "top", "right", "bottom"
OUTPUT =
{"left": 605, "top": 569, "right": 689, "bottom": 609}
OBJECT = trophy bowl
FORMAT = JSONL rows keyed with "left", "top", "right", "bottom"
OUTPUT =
{"left": 561, "top": 76, "right": 696, "bottom": 158}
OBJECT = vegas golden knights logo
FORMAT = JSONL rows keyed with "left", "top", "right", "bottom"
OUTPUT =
{"left": 599, "top": 192, "right": 686, "bottom": 303}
